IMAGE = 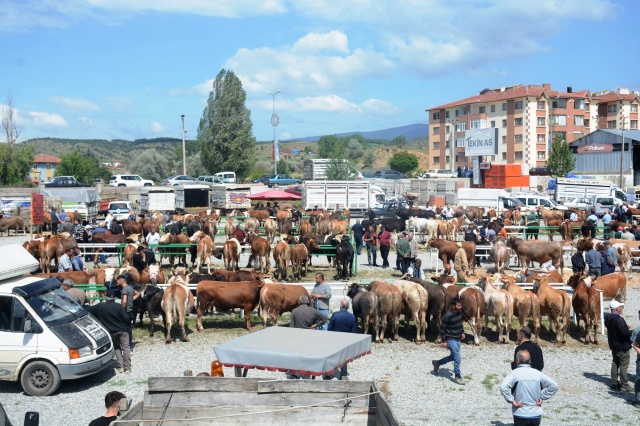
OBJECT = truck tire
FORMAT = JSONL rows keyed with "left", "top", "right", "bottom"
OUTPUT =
{"left": 273, "top": 184, "right": 279, "bottom": 188}
{"left": 20, "top": 361, "right": 61, "bottom": 396}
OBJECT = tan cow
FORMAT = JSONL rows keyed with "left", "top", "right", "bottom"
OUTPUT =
{"left": 330, "top": 220, "right": 348, "bottom": 236}
{"left": 223, "top": 238, "right": 241, "bottom": 271}
{"left": 272, "top": 240, "right": 291, "bottom": 281}
{"left": 532, "top": 276, "right": 570, "bottom": 343}
{"left": 289, "top": 243, "right": 309, "bottom": 280}
{"left": 299, "top": 220, "right": 312, "bottom": 236}
{"left": 393, "top": 280, "right": 429, "bottom": 343}
{"left": 368, "top": 280, "right": 402, "bottom": 343}
{"left": 477, "top": 275, "right": 513, "bottom": 344}
{"left": 567, "top": 273, "right": 601, "bottom": 344}
{"left": 263, "top": 218, "right": 277, "bottom": 243}
{"left": 189, "top": 230, "right": 215, "bottom": 274}
{"left": 500, "top": 275, "right": 541, "bottom": 342}
{"left": 162, "top": 272, "right": 194, "bottom": 343}
{"left": 583, "top": 273, "right": 626, "bottom": 301}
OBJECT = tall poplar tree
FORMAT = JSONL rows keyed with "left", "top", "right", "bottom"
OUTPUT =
{"left": 197, "top": 69, "right": 256, "bottom": 181}
{"left": 546, "top": 134, "right": 576, "bottom": 178}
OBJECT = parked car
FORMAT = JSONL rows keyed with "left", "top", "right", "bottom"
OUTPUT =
{"left": 361, "top": 172, "right": 375, "bottom": 178}
{"left": 374, "top": 170, "right": 406, "bottom": 179}
{"left": 420, "top": 169, "right": 456, "bottom": 179}
{"left": 369, "top": 201, "right": 408, "bottom": 219}
{"left": 44, "top": 176, "right": 90, "bottom": 188}
{"left": 161, "top": 175, "right": 197, "bottom": 186}
{"left": 529, "top": 167, "right": 550, "bottom": 176}
{"left": 267, "top": 174, "right": 302, "bottom": 188}
{"left": 563, "top": 197, "right": 591, "bottom": 211}
{"left": 284, "top": 184, "right": 302, "bottom": 196}
{"left": 109, "top": 174, "right": 154, "bottom": 187}
{"left": 252, "top": 174, "right": 275, "bottom": 184}
{"left": 213, "top": 171, "right": 237, "bottom": 183}
{"left": 513, "top": 193, "right": 567, "bottom": 212}
{"left": 196, "top": 175, "right": 224, "bottom": 186}
{"left": 587, "top": 195, "right": 616, "bottom": 217}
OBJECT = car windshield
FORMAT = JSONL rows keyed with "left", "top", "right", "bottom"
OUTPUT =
{"left": 25, "top": 287, "right": 85, "bottom": 325}
{"left": 110, "top": 203, "right": 128, "bottom": 210}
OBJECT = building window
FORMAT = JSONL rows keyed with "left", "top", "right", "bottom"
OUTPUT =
{"left": 457, "top": 137, "right": 465, "bottom": 147}
{"left": 631, "top": 104, "right": 638, "bottom": 112}
{"left": 515, "top": 101, "right": 523, "bottom": 109}
{"left": 470, "top": 119, "right": 487, "bottom": 129}
{"left": 445, "top": 111, "right": 450, "bottom": 119}
{"left": 574, "top": 115, "right": 584, "bottom": 126}
{"left": 607, "top": 120, "right": 617, "bottom": 128}
{"left": 551, "top": 115, "right": 567, "bottom": 126}
{"left": 46, "top": 164, "right": 51, "bottom": 170}
{"left": 456, "top": 154, "right": 465, "bottom": 163}
{"left": 479, "top": 106, "right": 486, "bottom": 114}
{"left": 607, "top": 105, "right": 617, "bottom": 113}
{"left": 433, "top": 156, "right": 440, "bottom": 164}
{"left": 502, "top": 103, "right": 507, "bottom": 111}
{"left": 515, "top": 151, "right": 523, "bottom": 160}
{"left": 537, "top": 151, "right": 545, "bottom": 160}
{"left": 537, "top": 117, "right": 545, "bottom": 126}
{"left": 490, "top": 120, "right": 495, "bottom": 127}
{"left": 455, "top": 107, "right": 466, "bottom": 117}
{"left": 631, "top": 120, "right": 638, "bottom": 129}
{"left": 574, "top": 99, "right": 585, "bottom": 110}
{"left": 433, "top": 142, "right": 440, "bottom": 149}
{"left": 537, "top": 134, "right": 545, "bottom": 143}
{"left": 433, "top": 127, "right": 440, "bottom": 135}
{"left": 445, "top": 156, "right": 450, "bottom": 164}
{"left": 445, "top": 141, "right": 450, "bottom": 148}
{"left": 433, "top": 112, "right": 440, "bottom": 120}
{"left": 502, "top": 119, "right": 507, "bottom": 127}
{"left": 515, "top": 134, "right": 523, "bottom": 143}
{"left": 552, "top": 99, "right": 567, "bottom": 108}
{"left": 32, "top": 163, "right": 37, "bottom": 170}
{"left": 537, "top": 101, "right": 545, "bottom": 110}
{"left": 456, "top": 122, "right": 467, "bottom": 132}
{"left": 490, "top": 105, "right": 496, "bottom": 113}
{"left": 514, "top": 118, "right": 523, "bottom": 126}
{"left": 502, "top": 152, "right": 507, "bottom": 160}
{"left": 584, "top": 118, "right": 590, "bottom": 127}
{"left": 502, "top": 136, "right": 507, "bottom": 144}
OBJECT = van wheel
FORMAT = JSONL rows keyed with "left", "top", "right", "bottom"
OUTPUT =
{"left": 144, "top": 183, "right": 152, "bottom": 186}
{"left": 118, "top": 184, "right": 125, "bottom": 187}
{"left": 20, "top": 361, "right": 61, "bottom": 396}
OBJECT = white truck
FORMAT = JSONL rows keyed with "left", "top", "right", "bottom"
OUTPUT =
{"left": 209, "top": 184, "right": 252, "bottom": 213}
{"left": 302, "top": 181, "right": 376, "bottom": 216}
{"left": 303, "top": 159, "right": 362, "bottom": 180}
{"left": 553, "top": 178, "right": 627, "bottom": 203}
{"left": 175, "top": 184, "right": 210, "bottom": 212}
{"left": 0, "top": 245, "right": 114, "bottom": 396}
{"left": 140, "top": 187, "right": 176, "bottom": 213}
{"left": 456, "top": 188, "right": 523, "bottom": 211}
{"left": 42, "top": 188, "right": 99, "bottom": 224}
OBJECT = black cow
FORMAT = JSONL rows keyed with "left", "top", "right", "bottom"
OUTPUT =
{"left": 165, "top": 221, "right": 184, "bottom": 235}
{"left": 133, "top": 284, "right": 166, "bottom": 337}
{"left": 332, "top": 235, "right": 354, "bottom": 280}
{"left": 187, "top": 220, "right": 201, "bottom": 237}
{"left": 375, "top": 218, "right": 406, "bottom": 232}
{"left": 397, "top": 207, "right": 436, "bottom": 221}
{"left": 347, "top": 283, "right": 378, "bottom": 336}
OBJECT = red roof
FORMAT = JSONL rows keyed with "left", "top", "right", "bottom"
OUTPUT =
{"left": 591, "top": 91, "right": 640, "bottom": 102}
{"left": 33, "top": 154, "right": 61, "bottom": 164}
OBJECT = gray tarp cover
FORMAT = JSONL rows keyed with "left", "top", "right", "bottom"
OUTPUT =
{"left": 42, "top": 188, "right": 99, "bottom": 203}
{"left": 214, "top": 327, "right": 371, "bottom": 376}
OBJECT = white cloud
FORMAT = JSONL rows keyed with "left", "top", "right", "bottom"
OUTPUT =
{"left": 150, "top": 120, "right": 164, "bottom": 133}
{"left": 26, "top": 111, "right": 68, "bottom": 128}
{"left": 361, "top": 98, "right": 399, "bottom": 114}
{"left": 86, "top": 0, "right": 287, "bottom": 17}
{"left": 76, "top": 116, "right": 93, "bottom": 127}
{"left": 292, "top": 30, "right": 349, "bottom": 54}
{"left": 50, "top": 96, "right": 99, "bottom": 112}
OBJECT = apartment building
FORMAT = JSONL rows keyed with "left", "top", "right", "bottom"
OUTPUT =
{"left": 427, "top": 84, "right": 639, "bottom": 171}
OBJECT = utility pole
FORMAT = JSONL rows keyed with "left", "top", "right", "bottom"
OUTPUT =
{"left": 268, "top": 90, "right": 281, "bottom": 175}
{"left": 619, "top": 113, "right": 628, "bottom": 189}
{"left": 181, "top": 114, "right": 186, "bottom": 175}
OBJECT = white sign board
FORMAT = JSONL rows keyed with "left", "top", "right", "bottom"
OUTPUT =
{"left": 472, "top": 156, "right": 481, "bottom": 185}
{"left": 274, "top": 138, "right": 280, "bottom": 162}
{"left": 465, "top": 128, "right": 498, "bottom": 156}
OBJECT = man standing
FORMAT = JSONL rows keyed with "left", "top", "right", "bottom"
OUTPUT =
{"left": 88, "top": 292, "right": 132, "bottom": 374}
{"left": 571, "top": 247, "right": 586, "bottom": 274}
{"left": 352, "top": 219, "right": 364, "bottom": 255}
{"left": 587, "top": 209, "right": 599, "bottom": 224}
{"left": 58, "top": 247, "right": 73, "bottom": 272}
{"left": 511, "top": 326, "right": 544, "bottom": 371}
{"left": 61, "top": 279, "right": 86, "bottom": 306}
{"left": 604, "top": 300, "right": 634, "bottom": 392}
{"left": 454, "top": 242, "right": 470, "bottom": 284}
{"left": 327, "top": 299, "right": 358, "bottom": 380}
{"left": 232, "top": 224, "right": 246, "bottom": 244}
{"left": 290, "top": 295, "right": 328, "bottom": 330}
{"left": 432, "top": 297, "right": 466, "bottom": 385}
{"left": 500, "top": 350, "right": 559, "bottom": 426}
{"left": 89, "top": 390, "right": 127, "bottom": 426}
{"left": 408, "top": 233, "right": 418, "bottom": 266}
{"left": 117, "top": 275, "right": 139, "bottom": 351}
{"left": 602, "top": 210, "right": 612, "bottom": 239}
{"left": 363, "top": 224, "right": 378, "bottom": 267}
{"left": 310, "top": 273, "right": 331, "bottom": 331}
{"left": 141, "top": 241, "right": 157, "bottom": 265}
{"left": 582, "top": 219, "right": 597, "bottom": 239}
{"left": 396, "top": 232, "right": 411, "bottom": 274}
{"left": 602, "top": 241, "right": 617, "bottom": 276}
{"left": 50, "top": 207, "right": 59, "bottom": 235}
{"left": 585, "top": 245, "right": 602, "bottom": 278}
{"left": 146, "top": 225, "right": 160, "bottom": 248}
{"left": 132, "top": 246, "right": 146, "bottom": 275}
{"left": 378, "top": 225, "right": 392, "bottom": 269}
{"left": 71, "top": 217, "right": 84, "bottom": 241}
{"left": 621, "top": 227, "right": 635, "bottom": 241}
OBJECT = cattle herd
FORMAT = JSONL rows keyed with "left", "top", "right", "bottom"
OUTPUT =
{"left": 16, "top": 202, "right": 636, "bottom": 346}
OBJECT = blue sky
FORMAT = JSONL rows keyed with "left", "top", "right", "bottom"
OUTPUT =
{"left": 1, "top": 0, "right": 638, "bottom": 143}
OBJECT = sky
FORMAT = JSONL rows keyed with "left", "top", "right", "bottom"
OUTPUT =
{"left": 1, "top": 0, "right": 638, "bottom": 143}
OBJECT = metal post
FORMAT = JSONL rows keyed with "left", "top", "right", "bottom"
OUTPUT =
{"left": 268, "top": 90, "right": 281, "bottom": 175}
{"left": 619, "top": 114, "right": 627, "bottom": 189}
{"left": 181, "top": 114, "right": 186, "bottom": 175}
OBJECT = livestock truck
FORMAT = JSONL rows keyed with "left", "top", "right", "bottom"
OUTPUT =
{"left": 140, "top": 187, "right": 176, "bottom": 213}
{"left": 209, "top": 184, "right": 252, "bottom": 214}
{"left": 175, "top": 184, "right": 210, "bottom": 212}
{"left": 42, "top": 188, "right": 98, "bottom": 224}
{"left": 303, "top": 159, "right": 362, "bottom": 180}
{"left": 553, "top": 177, "right": 627, "bottom": 203}
{"left": 456, "top": 188, "right": 523, "bottom": 211}
{"left": 302, "top": 181, "right": 377, "bottom": 216}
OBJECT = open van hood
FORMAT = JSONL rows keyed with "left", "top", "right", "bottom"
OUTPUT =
{"left": 0, "top": 244, "right": 39, "bottom": 281}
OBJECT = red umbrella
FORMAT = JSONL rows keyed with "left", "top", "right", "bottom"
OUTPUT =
{"left": 247, "top": 189, "right": 302, "bottom": 200}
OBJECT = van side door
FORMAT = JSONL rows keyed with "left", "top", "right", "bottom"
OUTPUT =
{"left": 0, "top": 296, "right": 39, "bottom": 381}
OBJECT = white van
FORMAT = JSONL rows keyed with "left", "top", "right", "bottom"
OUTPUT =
{"left": 108, "top": 200, "right": 135, "bottom": 221}
{"left": 514, "top": 193, "right": 568, "bottom": 212}
{"left": 213, "top": 171, "right": 236, "bottom": 183}
{"left": 0, "top": 245, "right": 114, "bottom": 396}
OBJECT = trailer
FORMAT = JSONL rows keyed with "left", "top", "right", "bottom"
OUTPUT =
{"left": 209, "top": 184, "right": 252, "bottom": 213}
{"left": 302, "top": 181, "right": 372, "bottom": 215}
{"left": 175, "top": 184, "right": 210, "bottom": 212}
{"left": 456, "top": 187, "right": 523, "bottom": 211}
{"left": 553, "top": 178, "right": 626, "bottom": 203}
{"left": 42, "top": 188, "right": 98, "bottom": 224}
{"left": 140, "top": 186, "right": 176, "bottom": 213}
{"left": 303, "top": 159, "right": 362, "bottom": 180}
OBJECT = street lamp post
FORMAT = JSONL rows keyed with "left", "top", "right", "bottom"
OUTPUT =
{"left": 181, "top": 114, "right": 186, "bottom": 175}
{"left": 268, "top": 90, "right": 281, "bottom": 175}
{"left": 619, "top": 113, "right": 628, "bottom": 188}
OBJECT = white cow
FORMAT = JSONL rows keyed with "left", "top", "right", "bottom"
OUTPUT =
{"left": 406, "top": 217, "right": 439, "bottom": 243}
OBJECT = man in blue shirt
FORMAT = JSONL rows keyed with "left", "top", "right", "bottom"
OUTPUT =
{"left": 587, "top": 209, "right": 599, "bottom": 224}
{"left": 602, "top": 210, "right": 612, "bottom": 239}
{"left": 326, "top": 299, "right": 357, "bottom": 380}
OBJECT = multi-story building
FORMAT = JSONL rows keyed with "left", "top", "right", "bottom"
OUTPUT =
{"left": 427, "top": 84, "right": 639, "bottom": 171}
{"left": 31, "top": 154, "right": 61, "bottom": 181}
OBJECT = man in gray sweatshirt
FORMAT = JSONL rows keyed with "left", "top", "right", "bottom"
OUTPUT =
{"left": 310, "top": 273, "right": 331, "bottom": 330}
{"left": 500, "top": 350, "right": 558, "bottom": 425}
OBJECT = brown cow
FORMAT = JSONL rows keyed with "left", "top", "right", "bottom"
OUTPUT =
{"left": 249, "top": 209, "right": 270, "bottom": 224}
{"left": 158, "top": 233, "right": 190, "bottom": 267}
{"left": 0, "top": 216, "right": 26, "bottom": 236}
{"left": 527, "top": 271, "right": 564, "bottom": 285}
{"left": 272, "top": 240, "right": 291, "bottom": 281}
{"left": 582, "top": 273, "right": 626, "bottom": 301}
{"left": 368, "top": 280, "right": 402, "bottom": 343}
{"left": 299, "top": 220, "right": 312, "bottom": 236}
{"left": 567, "top": 273, "right": 601, "bottom": 344}
{"left": 428, "top": 237, "right": 476, "bottom": 275}
{"left": 210, "top": 268, "right": 259, "bottom": 282}
{"left": 531, "top": 276, "right": 570, "bottom": 343}
{"left": 247, "top": 232, "right": 271, "bottom": 274}
{"left": 123, "top": 219, "right": 142, "bottom": 235}
{"left": 223, "top": 238, "right": 241, "bottom": 271}
{"left": 393, "top": 280, "right": 429, "bottom": 343}
{"left": 31, "top": 271, "right": 89, "bottom": 284}
{"left": 436, "top": 274, "right": 484, "bottom": 345}
{"left": 289, "top": 243, "right": 309, "bottom": 280}
{"left": 486, "top": 208, "right": 497, "bottom": 222}
{"left": 276, "top": 209, "right": 292, "bottom": 226}
{"left": 196, "top": 279, "right": 264, "bottom": 331}
{"left": 161, "top": 273, "right": 194, "bottom": 343}
{"left": 500, "top": 275, "right": 541, "bottom": 342}
{"left": 477, "top": 275, "right": 513, "bottom": 344}
{"left": 259, "top": 283, "right": 309, "bottom": 327}
{"left": 190, "top": 231, "right": 215, "bottom": 274}
{"left": 347, "top": 284, "right": 379, "bottom": 338}
{"left": 123, "top": 243, "right": 138, "bottom": 267}
{"left": 330, "top": 220, "right": 348, "bottom": 236}
{"left": 507, "top": 237, "right": 564, "bottom": 272}
{"left": 537, "top": 206, "right": 564, "bottom": 225}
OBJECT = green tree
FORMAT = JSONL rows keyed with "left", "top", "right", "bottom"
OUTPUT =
{"left": 392, "top": 135, "right": 406, "bottom": 148}
{"left": 347, "top": 134, "right": 366, "bottom": 149}
{"left": 363, "top": 151, "right": 376, "bottom": 169}
{"left": 317, "top": 135, "right": 344, "bottom": 158}
{"left": 389, "top": 151, "right": 419, "bottom": 174}
{"left": 546, "top": 134, "right": 576, "bottom": 178}
{"left": 197, "top": 69, "right": 256, "bottom": 180}
{"left": 326, "top": 158, "right": 354, "bottom": 180}
{"left": 129, "top": 149, "right": 172, "bottom": 183}
{"left": 277, "top": 159, "right": 290, "bottom": 175}
{"left": 56, "top": 149, "right": 110, "bottom": 182}
{"left": 1, "top": 94, "right": 34, "bottom": 184}
{"left": 345, "top": 139, "right": 364, "bottom": 160}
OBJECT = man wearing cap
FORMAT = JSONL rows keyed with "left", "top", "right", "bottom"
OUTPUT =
{"left": 602, "top": 241, "right": 617, "bottom": 276}
{"left": 454, "top": 242, "right": 470, "bottom": 284}
{"left": 604, "top": 300, "right": 633, "bottom": 392}
{"left": 62, "top": 278, "right": 86, "bottom": 305}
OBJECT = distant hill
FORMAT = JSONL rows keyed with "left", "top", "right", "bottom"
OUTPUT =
{"left": 288, "top": 123, "right": 428, "bottom": 142}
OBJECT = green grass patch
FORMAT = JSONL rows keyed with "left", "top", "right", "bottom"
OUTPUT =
{"left": 108, "top": 379, "right": 126, "bottom": 386}
{"left": 482, "top": 374, "right": 498, "bottom": 392}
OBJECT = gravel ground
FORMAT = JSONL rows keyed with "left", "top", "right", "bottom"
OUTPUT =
{"left": 1, "top": 233, "right": 640, "bottom": 425}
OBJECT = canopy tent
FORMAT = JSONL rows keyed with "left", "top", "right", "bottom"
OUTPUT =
{"left": 247, "top": 189, "right": 302, "bottom": 200}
